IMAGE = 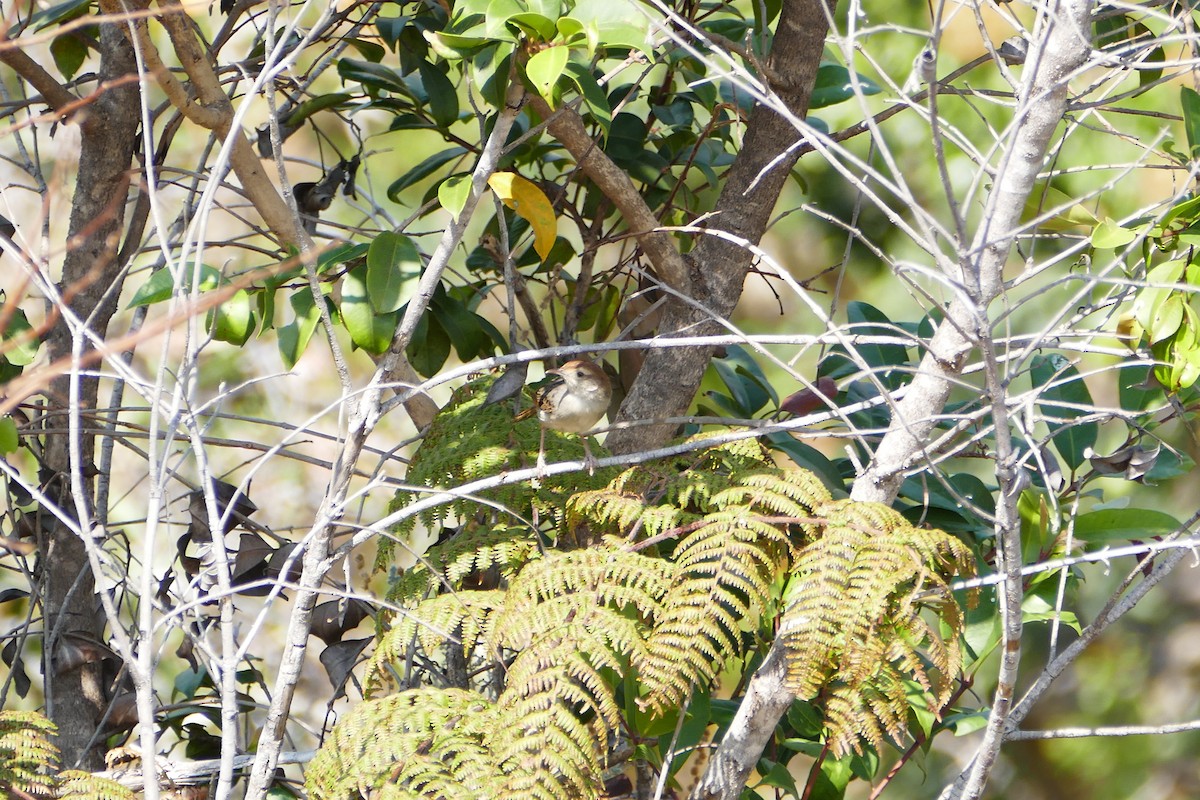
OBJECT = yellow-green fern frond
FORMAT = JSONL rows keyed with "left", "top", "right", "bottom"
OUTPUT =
{"left": 487, "top": 549, "right": 674, "bottom": 800}
{"left": 306, "top": 689, "right": 501, "bottom": 799}
{"left": 567, "top": 482, "right": 696, "bottom": 539}
{"left": 385, "top": 522, "right": 539, "bottom": 604}
{"left": 0, "top": 710, "right": 59, "bottom": 798}
{"left": 365, "top": 590, "right": 506, "bottom": 697}
{"left": 639, "top": 512, "right": 791, "bottom": 712}
{"left": 779, "top": 500, "right": 975, "bottom": 756}
{"left": 56, "top": 771, "right": 136, "bottom": 800}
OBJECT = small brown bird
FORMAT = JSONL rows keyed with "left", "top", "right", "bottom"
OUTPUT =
{"left": 515, "top": 360, "right": 611, "bottom": 474}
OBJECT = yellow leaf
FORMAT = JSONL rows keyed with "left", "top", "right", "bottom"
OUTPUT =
{"left": 486, "top": 172, "right": 557, "bottom": 261}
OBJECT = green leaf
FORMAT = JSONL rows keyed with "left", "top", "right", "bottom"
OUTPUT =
{"left": 1091, "top": 217, "right": 1137, "bottom": 249}
{"left": 1182, "top": 87, "right": 1200, "bottom": 159}
{"left": 1073, "top": 508, "right": 1181, "bottom": 543}
{"left": 337, "top": 58, "right": 409, "bottom": 95}
{"left": 563, "top": 61, "right": 611, "bottom": 136}
{"left": 418, "top": 61, "right": 460, "bottom": 127}
{"left": 756, "top": 760, "right": 799, "bottom": 795}
{"left": 846, "top": 301, "right": 910, "bottom": 391}
{"left": 341, "top": 265, "right": 398, "bottom": 354}
{"left": 810, "top": 63, "right": 881, "bottom": 109}
{"left": 557, "top": 16, "right": 586, "bottom": 44}
{"left": 0, "top": 306, "right": 41, "bottom": 366}
{"left": 438, "top": 174, "right": 474, "bottom": 217}
{"left": 349, "top": 38, "right": 387, "bottom": 62}
{"left": 128, "top": 265, "right": 221, "bottom": 307}
{"left": 525, "top": 45, "right": 569, "bottom": 102}
{"left": 1132, "top": 259, "right": 1185, "bottom": 334}
{"left": 387, "top": 147, "right": 468, "bottom": 201}
{"left": 425, "top": 30, "right": 490, "bottom": 60}
{"left": 367, "top": 232, "right": 422, "bottom": 314}
{"left": 568, "top": 0, "right": 654, "bottom": 55}
{"left": 50, "top": 33, "right": 88, "bottom": 81}
{"left": 317, "top": 241, "right": 370, "bottom": 273}
{"left": 484, "top": 0, "right": 523, "bottom": 40}
{"left": 207, "top": 290, "right": 257, "bottom": 346}
{"left": 1148, "top": 293, "right": 1185, "bottom": 344}
{"left": 507, "top": 11, "right": 557, "bottom": 39}
{"left": 712, "top": 347, "right": 771, "bottom": 415}
{"left": 30, "top": 0, "right": 93, "bottom": 30}
{"left": 472, "top": 43, "right": 514, "bottom": 109}
{"left": 1117, "top": 364, "right": 1161, "bottom": 412}
{"left": 285, "top": 93, "right": 353, "bottom": 127}
{"left": 0, "top": 416, "right": 18, "bottom": 454}
{"left": 406, "top": 312, "right": 452, "bottom": 376}
{"left": 277, "top": 290, "right": 324, "bottom": 369}
{"left": 377, "top": 15, "right": 408, "bottom": 51}
{"left": 431, "top": 288, "right": 490, "bottom": 361}
{"left": 766, "top": 433, "right": 844, "bottom": 493}
{"left": 1030, "top": 354, "right": 1097, "bottom": 471}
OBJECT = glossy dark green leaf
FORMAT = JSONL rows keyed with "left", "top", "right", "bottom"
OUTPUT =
{"left": 767, "top": 433, "right": 845, "bottom": 493}
{"left": 810, "top": 63, "right": 881, "bottom": 109}
{"left": 318, "top": 241, "right": 370, "bottom": 273}
{"left": 285, "top": 93, "right": 353, "bottom": 127}
{"left": 846, "top": 301, "right": 910, "bottom": 391}
{"left": 418, "top": 61, "right": 460, "bottom": 127}
{"left": 337, "top": 58, "right": 410, "bottom": 95}
{"left": 1074, "top": 508, "right": 1182, "bottom": 542}
{"left": 30, "top": 0, "right": 93, "bottom": 29}
{"left": 377, "top": 15, "right": 409, "bottom": 51}
{"left": 1030, "top": 354, "right": 1097, "bottom": 471}
{"left": 349, "top": 38, "right": 387, "bottom": 63}
{"left": 1117, "top": 363, "right": 1161, "bottom": 412}
{"left": 431, "top": 290, "right": 489, "bottom": 361}
{"left": 387, "top": 147, "right": 468, "bottom": 201}
{"left": 406, "top": 312, "right": 452, "bottom": 376}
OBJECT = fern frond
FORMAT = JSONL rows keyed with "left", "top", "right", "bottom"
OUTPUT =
{"left": 375, "top": 375, "right": 610, "bottom": 571}
{"left": 487, "top": 549, "right": 673, "bottom": 800}
{"left": 779, "top": 499, "right": 976, "bottom": 756}
{"left": 365, "top": 590, "right": 507, "bottom": 697}
{"left": 0, "top": 710, "right": 59, "bottom": 798}
{"left": 306, "top": 689, "right": 501, "bottom": 800}
{"left": 57, "top": 771, "right": 136, "bottom": 800}
{"left": 386, "top": 522, "right": 539, "bottom": 604}
{"left": 639, "top": 513, "right": 789, "bottom": 712}
{"left": 567, "top": 483, "right": 696, "bottom": 539}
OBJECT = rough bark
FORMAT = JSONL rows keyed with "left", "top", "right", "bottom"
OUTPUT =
{"left": 39, "top": 22, "right": 142, "bottom": 770}
{"left": 605, "top": 0, "right": 832, "bottom": 455}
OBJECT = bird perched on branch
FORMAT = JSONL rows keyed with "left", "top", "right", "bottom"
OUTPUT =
{"left": 515, "top": 360, "right": 611, "bottom": 475}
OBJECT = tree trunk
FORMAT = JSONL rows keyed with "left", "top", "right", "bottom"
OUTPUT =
{"left": 39, "top": 20, "right": 141, "bottom": 770}
{"left": 607, "top": 0, "right": 833, "bottom": 455}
